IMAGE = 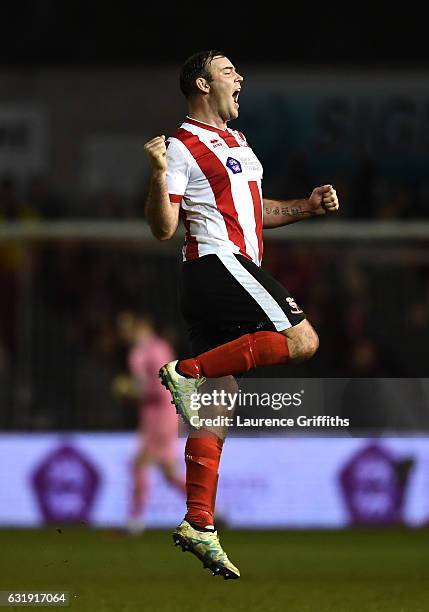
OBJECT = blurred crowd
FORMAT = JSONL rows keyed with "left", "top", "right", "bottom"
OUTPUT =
{"left": 0, "top": 175, "right": 142, "bottom": 221}
{"left": 0, "top": 232, "right": 428, "bottom": 430}
{"left": 1, "top": 158, "right": 429, "bottom": 222}
{"left": 263, "top": 155, "right": 429, "bottom": 220}
{"left": 0, "top": 157, "right": 428, "bottom": 429}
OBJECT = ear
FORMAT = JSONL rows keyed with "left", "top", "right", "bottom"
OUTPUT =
{"left": 195, "top": 77, "right": 210, "bottom": 94}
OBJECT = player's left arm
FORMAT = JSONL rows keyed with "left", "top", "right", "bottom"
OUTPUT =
{"left": 263, "top": 185, "right": 339, "bottom": 229}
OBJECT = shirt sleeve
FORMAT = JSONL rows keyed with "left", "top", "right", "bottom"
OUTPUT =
{"left": 166, "top": 137, "right": 191, "bottom": 202}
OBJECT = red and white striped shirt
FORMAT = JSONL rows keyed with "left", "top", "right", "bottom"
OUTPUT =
{"left": 166, "top": 117, "right": 264, "bottom": 266}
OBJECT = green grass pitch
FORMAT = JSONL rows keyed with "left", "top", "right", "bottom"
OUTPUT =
{"left": 1, "top": 527, "right": 428, "bottom": 611}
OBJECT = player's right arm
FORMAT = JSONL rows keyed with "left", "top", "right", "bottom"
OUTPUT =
{"left": 144, "top": 135, "right": 180, "bottom": 241}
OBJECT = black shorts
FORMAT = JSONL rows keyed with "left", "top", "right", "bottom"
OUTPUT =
{"left": 180, "top": 253, "right": 306, "bottom": 354}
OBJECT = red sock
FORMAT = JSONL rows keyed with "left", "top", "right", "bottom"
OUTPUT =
{"left": 184, "top": 432, "right": 223, "bottom": 528}
{"left": 178, "top": 331, "right": 289, "bottom": 378}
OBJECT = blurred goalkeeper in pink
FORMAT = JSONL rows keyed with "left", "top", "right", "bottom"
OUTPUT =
{"left": 115, "top": 312, "right": 185, "bottom": 533}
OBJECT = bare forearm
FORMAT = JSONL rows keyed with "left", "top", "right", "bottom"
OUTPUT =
{"left": 145, "top": 170, "right": 178, "bottom": 240}
{"left": 263, "top": 198, "right": 316, "bottom": 228}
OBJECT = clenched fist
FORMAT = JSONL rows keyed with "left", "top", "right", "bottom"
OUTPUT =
{"left": 144, "top": 135, "right": 168, "bottom": 172}
{"left": 308, "top": 185, "right": 340, "bottom": 216}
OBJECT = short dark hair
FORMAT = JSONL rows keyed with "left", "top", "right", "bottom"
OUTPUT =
{"left": 179, "top": 50, "right": 225, "bottom": 98}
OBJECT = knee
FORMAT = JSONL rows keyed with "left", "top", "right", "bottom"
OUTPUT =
{"left": 304, "top": 331, "right": 319, "bottom": 360}
{"left": 288, "top": 328, "right": 319, "bottom": 362}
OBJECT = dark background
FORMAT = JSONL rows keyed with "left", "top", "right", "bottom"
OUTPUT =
{"left": 1, "top": 3, "right": 427, "bottom": 67}
{"left": 0, "top": 4, "right": 428, "bottom": 430}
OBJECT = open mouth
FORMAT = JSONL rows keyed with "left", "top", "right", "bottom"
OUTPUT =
{"left": 232, "top": 90, "right": 240, "bottom": 105}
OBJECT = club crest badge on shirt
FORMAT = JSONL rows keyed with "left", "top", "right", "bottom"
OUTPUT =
{"left": 226, "top": 157, "right": 242, "bottom": 174}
